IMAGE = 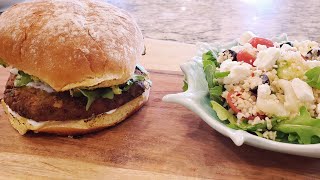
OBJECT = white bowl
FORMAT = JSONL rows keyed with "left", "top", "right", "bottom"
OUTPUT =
{"left": 0, "top": 0, "right": 24, "bottom": 12}
{"left": 162, "top": 37, "right": 320, "bottom": 158}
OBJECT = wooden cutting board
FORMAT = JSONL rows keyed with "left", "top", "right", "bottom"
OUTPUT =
{"left": 0, "top": 39, "right": 320, "bottom": 179}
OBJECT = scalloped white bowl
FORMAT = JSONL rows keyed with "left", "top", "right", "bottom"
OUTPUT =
{"left": 162, "top": 37, "right": 320, "bottom": 158}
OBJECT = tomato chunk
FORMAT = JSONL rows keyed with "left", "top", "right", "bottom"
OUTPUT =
{"left": 249, "top": 37, "right": 274, "bottom": 48}
{"left": 226, "top": 91, "right": 240, "bottom": 114}
{"left": 226, "top": 91, "right": 266, "bottom": 121}
{"left": 236, "top": 50, "right": 256, "bottom": 65}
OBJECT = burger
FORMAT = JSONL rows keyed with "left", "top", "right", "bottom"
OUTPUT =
{"left": 0, "top": 0, "right": 151, "bottom": 135}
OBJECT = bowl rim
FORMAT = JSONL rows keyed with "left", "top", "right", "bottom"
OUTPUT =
{"left": 162, "top": 40, "right": 320, "bottom": 158}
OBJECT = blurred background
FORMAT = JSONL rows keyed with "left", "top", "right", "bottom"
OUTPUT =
{"left": 1, "top": 0, "right": 320, "bottom": 44}
{"left": 106, "top": 0, "right": 320, "bottom": 44}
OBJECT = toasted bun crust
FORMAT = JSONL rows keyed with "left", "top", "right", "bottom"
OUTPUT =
{"left": 1, "top": 88, "right": 149, "bottom": 136}
{"left": 0, "top": 0, "right": 144, "bottom": 91}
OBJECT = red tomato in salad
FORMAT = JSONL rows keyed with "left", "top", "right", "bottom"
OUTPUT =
{"left": 249, "top": 37, "right": 274, "bottom": 48}
{"left": 226, "top": 91, "right": 265, "bottom": 121}
{"left": 226, "top": 91, "right": 240, "bottom": 114}
{"left": 236, "top": 50, "right": 256, "bottom": 65}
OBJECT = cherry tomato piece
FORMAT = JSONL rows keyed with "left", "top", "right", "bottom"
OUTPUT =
{"left": 226, "top": 91, "right": 240, "bottom": 114}
{"left": 236, "top": 50, "right": 256, "bottom": 65}
{"left": 249, "top": 37, "right": 274, "bottom": 48}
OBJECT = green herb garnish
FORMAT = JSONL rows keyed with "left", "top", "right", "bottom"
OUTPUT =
{"left": 305, "top": 67, "right": 320, "bottom": 89}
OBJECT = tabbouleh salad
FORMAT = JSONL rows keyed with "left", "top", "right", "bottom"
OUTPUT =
{"left": 186, "top": 32, "right": 320, "bottom": 144}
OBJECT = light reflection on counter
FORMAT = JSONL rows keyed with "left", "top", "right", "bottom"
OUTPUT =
{"left": 107, "top": 0, "right": 319, "bottom": 43}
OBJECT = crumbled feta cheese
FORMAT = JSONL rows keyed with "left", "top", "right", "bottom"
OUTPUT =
{"left": 257, "top": 44, "right": 267, "bottom": 51}
{"left": 248, "top": 116, "right": 264, "bottom": 125}
{"left": 280, "top": 44, "right": 297, "bottom": 51}
{"left": 291, "top": 78, "right": 314, "bottom": 102}
{"left": 253, "top": 47, "right": 280, "bottom": 70}
{"left": 305, "top": 60, "right": 320, "bottom": 69}
{"left": 278, "top": 79, "right": 301, "bottom": 113}
{"left": 293, "top": 40, "right": 319, "bottom": 56}
{"left": 256, "top": 84, "right": 289, "bottom": 116}
{"left": 258, "top": 84, "right": 271, "bottom": 98}
{"left": 220, "top": 59, "right": 252, "bottom": 84}
{"left": 243, "top": 43, "right": 256, "bottom": 55}
{"left": 231, "top": 43, "right": 255, "bottom": 54}
{"left": 219, "top": 59, "right": 239, "bottom": 72}
{"left": 231, "top": 45, "right": 244, "bottom": 53}
{"left": 280, "top": 50, "right": 304, "bottom": 62}
{"left": 239, "top": 31, "right": 256, "bottom": 45}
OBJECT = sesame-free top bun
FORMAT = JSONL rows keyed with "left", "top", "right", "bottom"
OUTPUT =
{"left": 0, "top": 0, "right": 144, "bottom": 91}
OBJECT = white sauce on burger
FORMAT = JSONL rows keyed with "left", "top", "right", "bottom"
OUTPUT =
{"left": 26, "top": 82, "right": 55, "bottom": 93}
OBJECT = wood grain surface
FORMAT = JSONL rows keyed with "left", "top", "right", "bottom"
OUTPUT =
{"left": 0, "top": 68, "right": 320, "bottom": 179}
{"left": 0, "top": 39, "right": 320, "bottom": 179}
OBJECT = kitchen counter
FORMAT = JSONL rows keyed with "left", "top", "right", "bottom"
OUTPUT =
{"left": 107, "top": 0, "right": 320, "bottom": 44}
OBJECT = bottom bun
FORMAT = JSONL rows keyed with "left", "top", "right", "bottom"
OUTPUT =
{"left": 1, "top": 88, "right": 150, "bottom": 136}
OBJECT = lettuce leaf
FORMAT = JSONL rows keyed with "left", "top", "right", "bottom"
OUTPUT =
{"left": 79, "top": 89, "right": 101, "bottom": 111}
{"left": 78, "top": 71, "right": 148, "bottom": 110}
{"left": 123, "top": 80, "right": 134, "bottom": 91}
{"left": 305, "top": 67, "right": 320, "bottom": 89}
{"left": 233, "top": 118, "right": 279, "bottom": 132}
{"left": 274, "top": 106, "right": 320, "bottom": 144}
{"left": 133, "top": 74, "right": 146, "bottom": 82}
{"left": 101, "top": 88, "right": 114, "bottom": 99}
{"left": 14, "top": 71, "right": 33, "bottom": 87}
{"left": 202, "top": 51, "right": 218, "bottom": 67}
{"left": 79, "top": 88, "right": 116, "bottom": 110}
{"left": 211, "top": 101, "right": 237, "bottom": 124}
{"left": 202, "top": 50, "right": 225, "bottom": 105}
{"left": 204, "top": 63, "right": 217, "bottom": 88}
{"left": 211, "top": 99, "right": 283, "bottom": 134}
{"left": 215, "top": 71, "right": 230, "bottom": 78}
{"left": 209, "top": 85, "right": 224, "bottom": 104}
{"left": 182, "top": 79, "right": 188, "bottom": 92}
{"left": 111, "top": 86, "right": 122, "bottom": 95}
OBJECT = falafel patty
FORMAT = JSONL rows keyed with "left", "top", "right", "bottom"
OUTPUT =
{"left": 4, "top": 74, "right": 147, "bottom": 122}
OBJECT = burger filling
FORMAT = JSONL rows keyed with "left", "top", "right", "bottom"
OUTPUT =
{"left": 3, "top": 66, "right": 151, "bottom": 122}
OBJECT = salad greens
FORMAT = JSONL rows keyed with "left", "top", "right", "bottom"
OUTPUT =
{"left": 305, "top": 67, "right": 320, "bottom": 89}
{"left": 182, "top": 79, "right": 188, "bottom": 92}
{"left": 214, "top": 71, "right": 230, "bottom": 78}
{"left": 79, "top": 87, "right": 122, "bottom": 111}
{"left": 274, "top": 107, "right": 320, "bottom": 144}
{"left": 14, "top": 71, "right": 33, "bottom": 87}
{"left": 211, "top": 101, "right": 236, "bottom": 124}
{"left": 101, "top": 88, "right": 115, "bottom": 99}
{"left": 77, "top": 73, "right": 148, "bottom": 111}
{"left": 202, "top": 51, "right": 224, "bottom": 104}
{"left": 79, "top": 89, "right": 102, "bottom": 111}
{"left": 199, "top": 49, "right": 320, "bottom": 144}
{"left": 211, "top": 100, "right": 275, "bottom": 133}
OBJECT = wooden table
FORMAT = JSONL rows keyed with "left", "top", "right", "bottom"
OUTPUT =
{"left": 0, "top": 39, "right": 319, "bottom": 179}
